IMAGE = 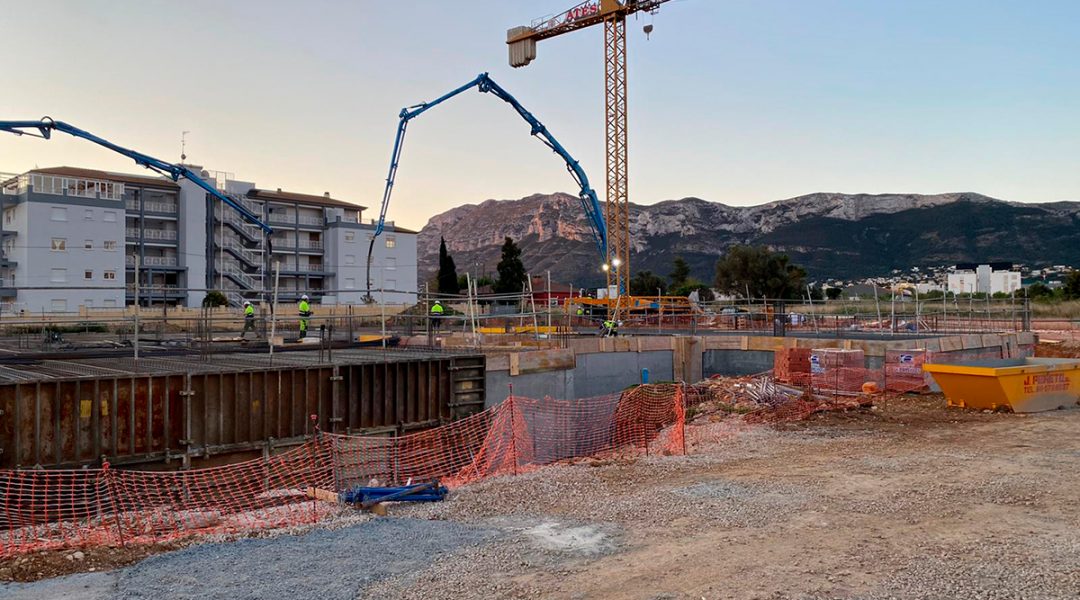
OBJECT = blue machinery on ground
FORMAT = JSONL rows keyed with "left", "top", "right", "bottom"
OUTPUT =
{"left": 0, "top": 118, "right": 273, "bottom": 238}
{"left": 341, "top": 481, "right": 449, "bottom": 510}
{"left": 366, "top": 72, "right": 607, "bottom": 303}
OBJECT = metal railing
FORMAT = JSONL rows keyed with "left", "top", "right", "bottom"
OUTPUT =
{"left": 216, "top": 236, "right": 263, "bottom": 266}
{"left": 142, "top": 200, "right": 178, "bottom": 214}
{"left": 268, "top": 213, "right": 324, "bottom": 227}
{"left": 126, "top": 228, "right": 178, "bottom": 241}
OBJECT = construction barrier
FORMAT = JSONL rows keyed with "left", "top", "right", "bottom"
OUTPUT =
{"left": 0, "top": 384, "right": 685, "bottom": 558}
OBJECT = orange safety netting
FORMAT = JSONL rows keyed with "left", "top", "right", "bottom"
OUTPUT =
{"left": 0, "top": 384, "right": 685, "bottom": 558}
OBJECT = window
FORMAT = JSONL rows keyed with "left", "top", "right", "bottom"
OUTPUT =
{"left": 84, "top": 270, "right": 93, "bottom": 280}
{"left": 84, "top": 209, "right": 94, "bottom": 220}
{"left": 50, "top": 299, "right": 67, "bottom": 313}
{"left": 345, "top": 231, "right": 355, "bottom": 242}
{"left": 385, "top": 279, "right": 397, "bottom": 290}
{"left": 103, "top": 270, "right": 116, "bottom": 280}
{"left": 4, "top": 209, "right": 13, "bottom": 224}
{"left": 385, "top": 257, "right": 397, "bottom": 270}
{"left": 51, "top": 238, "right": 66, "bottom": 251}
{"left": 84, "top": 239, "right": 93, "bottom": 250}
{"left": 103, "top": 211, "right": 117, "bottom": 223}
{"left": 50, "top": 268, "right": 67, "bottom": 283}
{"left": 385, "top": 236, "right": 396, "bottom": 248}
{"left": 103, "top": 240, "right": 117, "bottom": 251}
{"left": 50, "top": 207, "right": 67, "bottom": 221}
{"left": 344, "top": 277, "right": 355, "bottom": 290}
{"left": 345, "top": 254, "right": 356, "bottom": 265}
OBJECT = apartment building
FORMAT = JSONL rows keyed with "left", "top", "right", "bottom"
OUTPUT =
{"left": 0, "top": 166, "right": 417, "bottom": 312}
{"left": 946, "top": 263, "right": 1021, "bottom": 296}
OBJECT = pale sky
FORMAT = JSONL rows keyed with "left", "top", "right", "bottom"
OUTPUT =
{"left": 3, "top": 0, "right": 1078, "bottom": 230}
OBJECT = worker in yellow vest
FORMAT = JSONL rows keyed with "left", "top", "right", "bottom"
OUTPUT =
{"left": 241, "top": 301, "right": 256, "bottom": 339}
{"left": 430, "top": 300, "right": 444, "bottom": 332}
{"left": 298, "top": 295, "right": 312, "bottom": 338}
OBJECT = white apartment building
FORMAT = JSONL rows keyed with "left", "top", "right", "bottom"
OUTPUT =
{"left": 946, "top": 263, "right": 1021, "bottom": 296}
{"left": 0, "top": 166, "right": 417, "bottom": 312}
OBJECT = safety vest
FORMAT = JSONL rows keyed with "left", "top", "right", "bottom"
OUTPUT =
{"left": 431, "top": 303, "right": 444, "bottom": 315}
{"left": 576, "top": 308, "right": 584, "bottom": 316}
{"left": 298, "top": 300, "right": 310, "bottom": 315}
{"left": 244, "top": 305, "right": 254, "bottom": 317}
{"left": 603, "top": 320, "right": 615, "bottom": 329}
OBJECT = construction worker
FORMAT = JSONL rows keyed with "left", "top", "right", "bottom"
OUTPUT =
{"left": 430, "top": 299, "right": 444, "bottom": 332}
{"left": 601, "top": 319, "right": 618, "bottom": 337}
{"left": 241, "top": 301, "right": 255, "bottom": 339}
{"left": 298, "top": 294, "right": 312, "bottom": 338}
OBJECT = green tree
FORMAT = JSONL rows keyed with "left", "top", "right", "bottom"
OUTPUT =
{"left": 1064, "top": 270, "right": 1080, "bottom": 300}
{"left": 630, "top": 271, "right": 667, "bottom": 296}
{"left": 669, "top": 257, "right": 691, "bottom": 289}
{"left": 436, "top": 237, "right": 460, "bottom": 295}
{"left": 808, "top": 284, "right": 824, "bottom": 301}
{"left": 825, "top": 287, "right": 843, "bottom": 301}
{"left": 713, "top": 245, "right": 807, "bottom": 300}
{"left": 1025, "top": 281, "right": 1054, "bottom": 300}
{"left": 202, "top": 290, "right": 228, "bottom": 308}
{"left": 494, "top": 237, "right": 527, "bottom": 294}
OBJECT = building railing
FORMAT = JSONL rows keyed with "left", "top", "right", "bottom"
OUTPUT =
{"left": 125, "top": 228, "right": 178, "bottom": 241}
{"left": 273, "top": 239, "right": 324, "bottom": 251}
{"left": 143, "top": 200, "right": 178, "bottom": 214}
{"left": 126, "top": 255, "right": 179, "bottom": 267}
{"left": 268, "top": 213, "right": 324, "bottom": 227}
{"left": 280, "top": 262, "right": 325, "bottom": 273}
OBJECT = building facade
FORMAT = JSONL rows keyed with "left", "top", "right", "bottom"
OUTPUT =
{"left": 946, "top": 263, "right": 1021, "bottom": 296}
{"left": 0, "top": 166, "right": 417, "bottom": 312}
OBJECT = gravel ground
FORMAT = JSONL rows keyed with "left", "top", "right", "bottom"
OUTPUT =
{"left": 4, "top": 397, "right": 1079, "bottom": 599}
{"left": 0, "top": 518, "right": 498, "bottom": 600}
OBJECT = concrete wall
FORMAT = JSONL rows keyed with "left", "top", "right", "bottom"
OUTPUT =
{"left": 484, "top": 331, "right": 1038, "bottom": 406}
{"left": 703, "top": 350, "right": 774, "bottom": 377}
{"left": 485, "top": 348, "right": 674, "bottom": 407}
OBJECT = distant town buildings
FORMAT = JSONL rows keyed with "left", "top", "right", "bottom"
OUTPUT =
{"left": 946, "top": 263, "right": 1021, "bottom": 296}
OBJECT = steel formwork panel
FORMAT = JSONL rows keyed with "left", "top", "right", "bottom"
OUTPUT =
{"left": 0, "top": 349, "right": 485, "bottom": 469}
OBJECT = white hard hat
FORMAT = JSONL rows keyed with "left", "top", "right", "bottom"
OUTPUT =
{"left": 244, "top": 301, "right": 252, "bottom": 306}
{"left": 301, "top": 294, "right": 309, "bottom": 300}
{"left": 434, "top": 300, "right": 441, "bottom": 304}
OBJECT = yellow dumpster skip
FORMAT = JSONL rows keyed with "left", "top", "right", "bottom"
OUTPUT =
{"left": 923, "top": 358, "right": 1080, "bottom": 413}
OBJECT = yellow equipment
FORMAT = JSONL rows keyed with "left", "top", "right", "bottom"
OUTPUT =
{"left": 923, "top": 357, "right": 1080, "bottom": 413}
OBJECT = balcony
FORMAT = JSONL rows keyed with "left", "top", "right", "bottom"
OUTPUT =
{"left": 126, "top": 227, "right": 178, "bottom": 242}
{"left": 279, "top": 262, "right": 326, "bottom": 275}
{"left": 126, "top": 255, "right": 178, "bottom": 268}
{"left": 143, "top": 200, "right": 178, "bottom": 215}
{"left": 267, "top": 212, "right": 324, "bottom": 228}
{"left": 272, "top": 239, "right": 323, "bottom": 252}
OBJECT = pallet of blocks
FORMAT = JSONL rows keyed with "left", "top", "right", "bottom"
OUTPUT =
{"left": 774, "top": 347, "right": 812, "bottom": 385}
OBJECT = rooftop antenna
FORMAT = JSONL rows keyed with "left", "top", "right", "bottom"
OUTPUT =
{"left": 180, "top": 130, "right": 190, "bottom": 162}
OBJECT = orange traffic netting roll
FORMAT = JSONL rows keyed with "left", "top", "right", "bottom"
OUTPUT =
{"left": 0, "top": 384, "right": 686, "bottom": 558}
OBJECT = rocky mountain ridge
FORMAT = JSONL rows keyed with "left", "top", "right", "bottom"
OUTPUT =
{"left": 418, "top": 192, "right": 1080, "bottom": 286}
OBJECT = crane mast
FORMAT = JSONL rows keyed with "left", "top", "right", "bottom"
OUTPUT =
{"left": 508, "top": 0, "right": 674, "bottom": 310}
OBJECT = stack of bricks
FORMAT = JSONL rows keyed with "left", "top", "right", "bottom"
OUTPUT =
{"left": 884, "top": 349, "right": 929, "bottom": 393}
{"left": 774, "top": 347, "right": 812, "bottom": 385}
{"left": 810, "top": 348, "right": 866, "bottom": 394}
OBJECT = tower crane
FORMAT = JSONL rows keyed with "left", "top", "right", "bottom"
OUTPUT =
{"left": 508, "top": 0, "right": 676, "bottom": 310}
{"left": 365, "top": 72, "right": 606, "bottom": 304}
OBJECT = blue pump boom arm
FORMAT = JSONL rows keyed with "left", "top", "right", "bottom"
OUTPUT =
{"left": 367, "top": 72, "right": 607, "bottom": 301}
{"left": 0, "top": 118, "right": 272, "bottom": 235}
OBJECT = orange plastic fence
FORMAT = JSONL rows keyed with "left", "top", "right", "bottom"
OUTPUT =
{"left": 0, "top": 384, "right": 685, "bottom": 558}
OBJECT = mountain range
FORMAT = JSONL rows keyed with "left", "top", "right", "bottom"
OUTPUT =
{"left": 417, "top": 192, "right": 1080, "bottom": 287}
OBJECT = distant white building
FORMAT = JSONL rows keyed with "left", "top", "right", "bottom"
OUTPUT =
{"left": 947, "top": 263, "right": 1021, "bottom": 295}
